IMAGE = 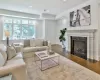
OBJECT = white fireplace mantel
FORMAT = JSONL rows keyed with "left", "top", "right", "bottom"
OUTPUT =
{"left": 67, "top": 28, "right": 97, "bottom": 33}
{"left": 67, "top": 29, "right": 96, "bottom": 60}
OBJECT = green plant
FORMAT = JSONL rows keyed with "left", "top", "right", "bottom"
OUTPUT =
{"left": 59, "top": 28, "right": 67, "bottom": 42}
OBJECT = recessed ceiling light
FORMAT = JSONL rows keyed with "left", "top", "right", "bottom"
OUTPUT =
{"left": 44, "top": 9, "right": 49, "bottom": 13}
{"left": 63, "top": 0, "right": 67, "bottom": 2}
{"left": 29, "top": 6, "right": 32, "bottom": 8}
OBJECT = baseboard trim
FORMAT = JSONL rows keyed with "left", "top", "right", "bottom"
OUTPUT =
{"left": 87, "top": 58, "right": 97, "bottom": 63}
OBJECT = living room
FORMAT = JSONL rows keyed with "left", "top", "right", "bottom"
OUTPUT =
{"left": 0, "top": 0, "right": 100, "bottom": 80}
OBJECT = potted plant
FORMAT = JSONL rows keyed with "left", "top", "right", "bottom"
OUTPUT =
{"left": 59, "top": 28, "right": 67, "bottom": 52}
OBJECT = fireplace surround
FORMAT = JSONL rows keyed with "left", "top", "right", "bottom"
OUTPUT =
{"left": 67, "top": 30, "right": 98, "bottom": 61}
{"left": 71, "top": 36, "right": 87, "bottom": 59}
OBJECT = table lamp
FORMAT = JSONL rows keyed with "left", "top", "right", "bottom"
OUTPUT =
{"left": 5, "top": 30, "right": 10, "bottom": 46}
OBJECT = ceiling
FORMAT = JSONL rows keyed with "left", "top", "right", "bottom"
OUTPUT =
{"left": 0, "top": 0, "right": 88, "bottom": 15}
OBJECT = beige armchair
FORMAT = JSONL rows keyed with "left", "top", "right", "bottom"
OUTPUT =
{"left": 51, "top": 44, "right": 63, "bottom": 55}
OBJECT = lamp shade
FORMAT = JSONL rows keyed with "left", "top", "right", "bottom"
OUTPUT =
{"left": 5, "top": 30, "right": 10, "bottom": 37}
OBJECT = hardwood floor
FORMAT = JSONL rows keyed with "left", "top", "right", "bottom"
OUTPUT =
{"left": 60, "top": 53, "right": 100, "bottom": 74}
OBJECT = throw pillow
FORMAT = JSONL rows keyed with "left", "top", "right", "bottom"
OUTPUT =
{"left": 0, "top": 52, "right": 5, "bottom": 67}
{"left": 30, "top": 39, "right": 36, "bottom": 47}
{"left": 24, "top": 40, "right": 30, "bottom": 47}
{"left": 43, "top": 41, "right": 48, "bottom": 46}
{"left": 0, "top": 50, "right": 7, "bottom": 63}
{"left": 35, "top": 39, "right": 43, "bottom": 47}
{"left": 0, "top": 44, "right": 7, "bottom": 62}
{"left": 7, "top": 46, "right": 17, "bottom": 60}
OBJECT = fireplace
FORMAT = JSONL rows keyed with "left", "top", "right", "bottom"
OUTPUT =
{"left": 71, "top": 36, "right": 87, "bottom": 59}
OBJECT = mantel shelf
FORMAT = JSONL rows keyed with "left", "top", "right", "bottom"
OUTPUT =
{"left": 67, "top": 28, "right": 97, "bottom": 33}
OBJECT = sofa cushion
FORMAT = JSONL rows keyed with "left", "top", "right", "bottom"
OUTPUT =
{"left": 0, "top": 52, "right": 5, "bottom": 67}
{"left": 0, "top": 44, "right": 7, "bottom": 62}
{"left": 11, "top": 52, "right": 23, "bottom": 60}
{"left": 36, "top": 46, "right": 48, "bottom": 51}
{"left": 23, "top": 46, "right": 48, "bottom": 53}
{"left": 5, "top": 58, "right": 25, "bottom": 66}
{"left": 24, "top": 39, "right": 30, "bottom": 47}
{"left": 23, "top": 47, "right": 38, "bottom": 53}
{"left": 0, "top": 50, "right": 7, "bottom": 63}
{"left": 7, "top": 46, "right": 17, "bottom": 60}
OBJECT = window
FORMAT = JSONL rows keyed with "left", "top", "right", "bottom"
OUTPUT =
{"left": 3, "top": 17, "right": 36, "bottom": 40}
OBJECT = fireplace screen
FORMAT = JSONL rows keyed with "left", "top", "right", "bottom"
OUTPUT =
{"left": 71, "top": 36, "right": 87, "bottom": 59}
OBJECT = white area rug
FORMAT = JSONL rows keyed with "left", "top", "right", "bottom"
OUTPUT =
{"left": 24, "top": 55, "right": 100, "bottom": 80}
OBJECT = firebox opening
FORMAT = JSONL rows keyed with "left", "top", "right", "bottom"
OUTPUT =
{"left": 71, "top": 36, "right": 87, "bottom": 60}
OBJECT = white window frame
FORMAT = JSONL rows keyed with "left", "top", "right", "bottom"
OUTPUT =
{"left": 3, "top": 16, "right": 36, "bottom": 40}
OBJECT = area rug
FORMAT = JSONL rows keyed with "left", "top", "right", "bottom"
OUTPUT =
{"left": 24, "top": 55, "right": 100, "bottom": 80}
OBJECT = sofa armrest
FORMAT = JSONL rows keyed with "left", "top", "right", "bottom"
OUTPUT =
{"left": 51, "top": 44, "right": 63, "bottom": 54}
{"left": 0, "top": 63, "right": 25, "bottom": 76}
{"left": 0, "top": 63, "right": 27, "bottom": 80}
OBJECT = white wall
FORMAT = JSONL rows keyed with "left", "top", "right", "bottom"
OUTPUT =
{"left": 56, "top": 18, "right": 68, "bottom": 50}
{"left": 98, "top": 4, "right": 100, "bottom": 60}
{"left": 55, "top": 0, "right": 100, "bottom": 60}
{"left": 35, "top": 20, "right": 44, "bottom": 39}
{"left": 45, "top": 20, "right": 57, "bottom": 43}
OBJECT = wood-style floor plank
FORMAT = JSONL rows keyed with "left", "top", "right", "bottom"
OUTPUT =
{"left": 60, "top": 53, "right": 100, "bottom": 74}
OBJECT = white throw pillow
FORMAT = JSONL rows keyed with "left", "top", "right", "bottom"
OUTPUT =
{"left": 35, "top": 39, "right": 43, "bottom": 47}
{"left": 0, "top": 44, "right": 7, "bottom": 51}
{"left": 7, "top": 46, "right": 17, "bottom": 60}
{"left": 30, "top": 39, "right": 36, "bottom": 47}
{"left": 0, "top": 52, "right": 5, "bottom": 67}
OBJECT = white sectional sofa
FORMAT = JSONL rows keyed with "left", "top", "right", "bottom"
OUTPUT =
{"left": 0, "top": 44, "right": 27, "bottom": 80}
{"left": 23, "top": 39, "right": 50, "bottom": 58}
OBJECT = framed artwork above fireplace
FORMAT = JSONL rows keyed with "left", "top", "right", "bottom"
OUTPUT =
{"left": 70, "top": 5, "right": 91, "bottom": 27}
